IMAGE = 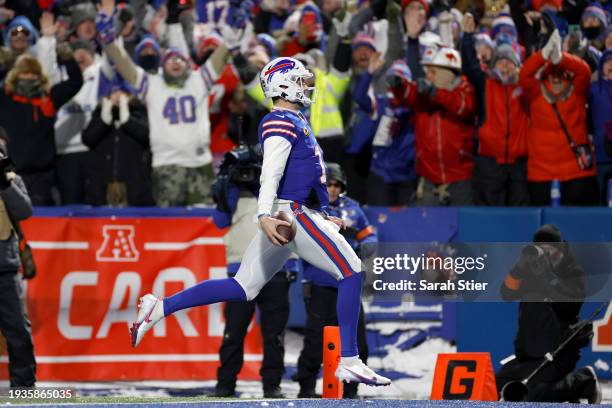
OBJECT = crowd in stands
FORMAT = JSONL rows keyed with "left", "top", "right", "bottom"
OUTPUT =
{"left": 0, "top": 0, "right": 610, "bottom": 207}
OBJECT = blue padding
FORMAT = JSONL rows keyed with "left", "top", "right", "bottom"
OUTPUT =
{"left": 455, "top": 302, "right": 519, "bottom": 372}
{"left": 458, "top": 207, "right": 542, "bottom": 242}
{"left": 456, "top": 208, "right": 539, "bottom": 374}
{"left": 32, "top": 206, "right": 216, "bottom": 218}
{"left": 364, "top": 206, "right": 458, "bottom": 242}
{"left": 441, "top": 302, "right": 456, "bottom": 342}
{"left": 542, "top": 208, "right": 612, "bottom": 242}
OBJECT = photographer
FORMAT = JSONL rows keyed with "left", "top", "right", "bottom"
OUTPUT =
{"left": 211, "top": 143, "right": 299, "bottom": 399}
{"left": 496, "top": 224, "right": 600, "bottom": 403}
{"left": 0, "top": 129, "right": 36, "bottom": 387}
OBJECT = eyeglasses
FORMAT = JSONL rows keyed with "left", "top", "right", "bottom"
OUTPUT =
{"left": 10, "top": 26, "right": 30, "bottom": 38}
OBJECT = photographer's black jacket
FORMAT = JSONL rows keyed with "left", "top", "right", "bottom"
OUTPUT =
{"left": 501, "top": 243, "right": 586, "bottom": 360}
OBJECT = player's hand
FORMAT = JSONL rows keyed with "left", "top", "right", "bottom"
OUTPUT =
{"left": 259, "top": 216, "right": 290, "bottom": 246}
{"left": 327, "top": 216, "right": 346, "bottom": 230}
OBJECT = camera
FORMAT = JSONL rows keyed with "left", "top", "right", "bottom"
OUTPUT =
{"left": 221, "top": 144, "right": 262, "bottom": 186}
{"left": 213, "top": 144, "right": 263, "bottom": 212}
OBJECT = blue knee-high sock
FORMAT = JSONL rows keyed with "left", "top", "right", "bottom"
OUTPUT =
{"left": 163, "top": 278, "right": 246, "bottom": 316}
{"left": 337, "top": 273, "right": 362, "bottom": 357}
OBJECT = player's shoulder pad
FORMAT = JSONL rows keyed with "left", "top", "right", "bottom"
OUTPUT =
{"left": 259, "top": 110, "right": 299, "bottom": 142}
{"left": 262, "top": 109, "right": 299, "bottom": 123}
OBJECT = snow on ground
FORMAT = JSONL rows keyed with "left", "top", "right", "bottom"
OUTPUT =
{"left": 4, "top": 324, "right": 611, "bottom": 403}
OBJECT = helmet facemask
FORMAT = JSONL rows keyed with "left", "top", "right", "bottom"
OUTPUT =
{"left": 281, "top": 70, "right": 317, "bottom": 106}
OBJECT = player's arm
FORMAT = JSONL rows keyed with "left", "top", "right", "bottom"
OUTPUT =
{"left": 258, "top": 135, "right": 294, "bottom": 246}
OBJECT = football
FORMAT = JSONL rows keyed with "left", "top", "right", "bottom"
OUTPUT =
{"left": 274, "top": 211, "right": 297, "bottom": 243}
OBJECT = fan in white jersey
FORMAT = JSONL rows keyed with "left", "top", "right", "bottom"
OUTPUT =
{"left": 96, "top": 0, "right": 244, "bottom": 206}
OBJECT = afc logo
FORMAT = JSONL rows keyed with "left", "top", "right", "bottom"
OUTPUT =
{"left": 96, "top": 225, "right": 139, "bottom": 262}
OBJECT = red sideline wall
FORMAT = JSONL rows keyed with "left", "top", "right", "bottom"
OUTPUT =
{"left": 0, "top": 217, "right": 263, "bottom": 381}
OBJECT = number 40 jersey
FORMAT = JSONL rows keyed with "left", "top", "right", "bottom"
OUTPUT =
{"left": 134, "top": 61, "right": 218, "bottom": 168}
{"left": 258, "top": 107, "right": 329, "bottom": 212}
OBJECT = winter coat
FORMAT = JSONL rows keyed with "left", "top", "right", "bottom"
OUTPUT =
{"left": 81, "top": 98, "right": 154, "bottom": 206}
{"left": 0, "top": 174, "right": 31, "bottom": 274}
{"left": 461, "top": 33, "right": 529, "bottom": 164}
{"left": 477, "top": 79, "right": 529, "bottom": 164}
{"left": 589, "top": 50, "right": 612, "bottom": 164}
{"left": 398, "top": 77, "right": 477, "bottom": 184}
{"left": 0, "top": 59, "right": 83, "bottom": 174}
{"left": 519, "top": 51, "right": 596, "bottom": 182}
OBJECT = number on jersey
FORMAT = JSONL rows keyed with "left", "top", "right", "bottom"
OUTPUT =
{"left": 314, "top": 145, "right": 327, "bottom": 184}
{"left": 163, "top": 96, "right": 196, "bottom": 125}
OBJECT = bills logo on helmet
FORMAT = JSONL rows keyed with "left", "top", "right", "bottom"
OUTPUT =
{"left": 446, "top": 52, "right": 457, "bottom": 62}
{"left": 264, "top": 59, "right": 296, "bottom": 83}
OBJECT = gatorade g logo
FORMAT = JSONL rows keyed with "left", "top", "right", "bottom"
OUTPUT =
{"left": 442, "top": 360, "right": 477, "bottom": 399}
{"left": 96, "top": 225, "right": 139, "bottom": 262}
{"left": 431, "top": 353, "right": 498, "bottom": 401}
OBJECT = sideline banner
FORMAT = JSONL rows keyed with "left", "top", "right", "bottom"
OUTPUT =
{"left": 1, "top": 216, "right": 263, "bottom": 381}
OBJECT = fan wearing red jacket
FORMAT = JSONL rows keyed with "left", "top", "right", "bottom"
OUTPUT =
{"left": 519, "top": 30, "right": 598, "bottom": 206}
{"left": 391, "top": 46, "right": 476, "bottom": 205}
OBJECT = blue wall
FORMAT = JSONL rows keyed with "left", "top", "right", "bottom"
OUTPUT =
{"left": 365, "top": 206, "right": 612, "bottom": 379}
{"left": 33, "top": 206, "right": 612, "bottom": 378}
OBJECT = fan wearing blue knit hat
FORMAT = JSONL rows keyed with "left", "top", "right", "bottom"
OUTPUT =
{"left": 97, "top": 0, "right": 245, "bottom": 206}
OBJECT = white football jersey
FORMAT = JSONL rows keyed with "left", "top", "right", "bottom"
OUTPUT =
{"left": 135, "top": 61, "right": 218, "bottom": 168}
{"left": 54, "top": 62, "right": 103, "bottom": 155}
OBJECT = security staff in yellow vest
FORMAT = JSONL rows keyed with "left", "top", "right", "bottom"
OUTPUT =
{"left": 0, "top": 129, "right": 36, "bottom": 387}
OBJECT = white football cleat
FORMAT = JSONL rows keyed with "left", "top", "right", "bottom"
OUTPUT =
{"left": 130, "top": 294, "right": 164, "bottom": 347}
{"left": 335, "top": 357, "right": 391, "bottom": 386}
